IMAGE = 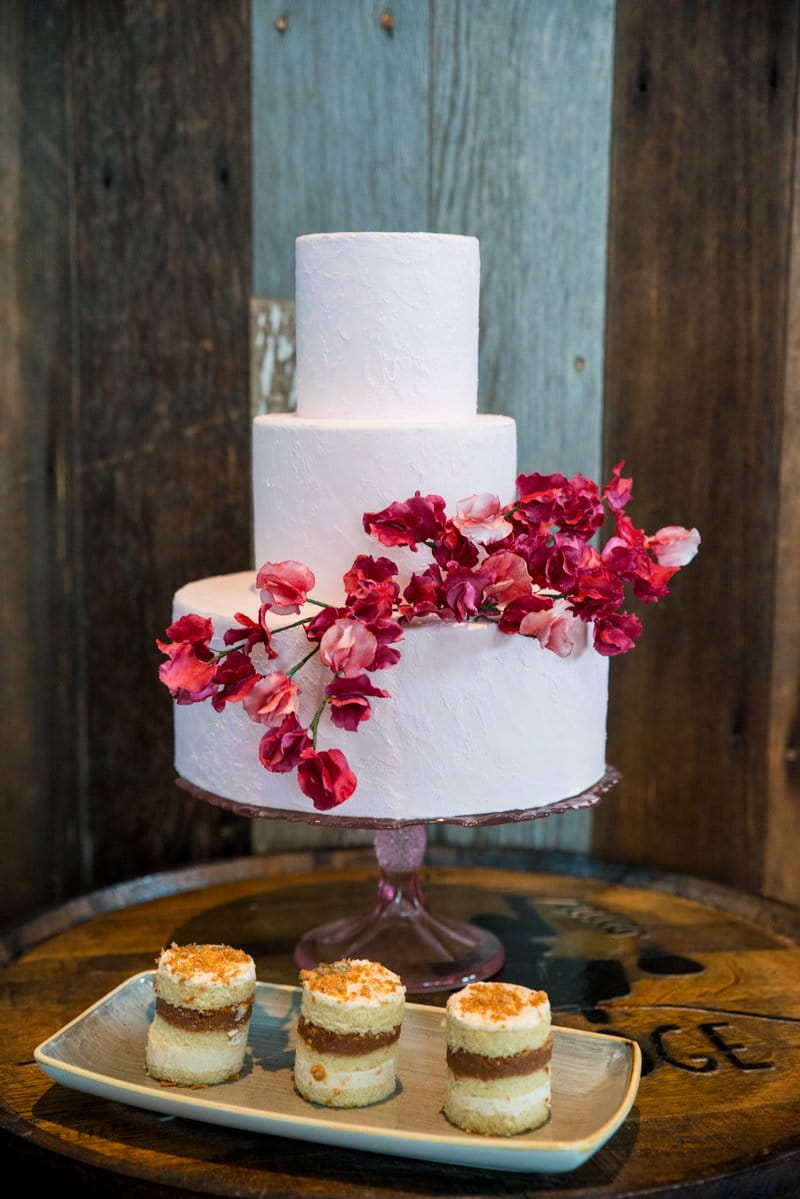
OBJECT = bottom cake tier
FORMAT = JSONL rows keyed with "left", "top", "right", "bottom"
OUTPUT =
{"left": 170, "top": 573, "right": 609, "bottom": 823}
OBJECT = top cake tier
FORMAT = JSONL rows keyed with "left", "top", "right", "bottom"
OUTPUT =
{"left": 295, "top": 232, "right": 479, "bottom": 421}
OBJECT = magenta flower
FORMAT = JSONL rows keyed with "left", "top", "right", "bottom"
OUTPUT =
{"left": 163, "top": 614, "right": 214, "bottom": 645}
{"left": 297, "top": 748, "right": 357, "bottom": 810}
{"left": 594, "top": 611, "right": 642, "bottom": 656}
{"left": 497, "top": 594, "right": 554, "bottom": 635}
{"left": 401, "top": 564, "right": 446, "bottom": 620}
{"left": 603, "top": 460, "right": 633, "bottom": 513}
{"left": 256, "top": 560, "right": 316, "bottom": 614}
{"left": 258, "top": 714, "right": 312, "bottom": 773}
{"left": 444, "top": 566, "right": 490, "bottom": 621}
{"left": 431, "top": 520, "right": 480, "bottom": 569}
{"left": 210, "top": 650, "right": 258, "bottom": 712}
{"left": 244, "top": 671, "right": 300, "bottom": 726}
{"left": 363, "top": 492, "right": 446, "bottom": 550}
{"left": 325, "top": 673, "right": 390, "bottom": 731}
{"left": 319, "top": 618, "right": 378, "bottom": 677}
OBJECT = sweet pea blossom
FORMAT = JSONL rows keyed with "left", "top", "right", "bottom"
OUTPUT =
{"left": 325, "top": 673, "right": 390, "bottom": 732}
{"left": 256, "top": 560, "right": 315, "bottom": 614}
{"left": 319, "top": 618, "right": 378, "bottom": 676}
{"left": 481, "top": 551, "right": 532, "bottom": 609}
{"left": 157, "top": 640, "right": 217, "bottom": 703}
{"left": 297, "top": 748, "right": 357, "bottom": 810}
{"left": 453, "top": 493, "right": 512, "bottom": 540}
{"left": 518, "top": 598, "right": 586, "bottom": 658}
{"left": 244, "top": 671, "right": 300, "bottom": 726}
{"left": 258, "top": 714, "right": 312, "bottom": 773}
{"left": 646, "top": 526, "right": 701, "bottom": 568}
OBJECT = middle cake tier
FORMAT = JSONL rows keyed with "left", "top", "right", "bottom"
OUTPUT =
{"left": 252, "top": 413, "right": 517, "bottom": 597}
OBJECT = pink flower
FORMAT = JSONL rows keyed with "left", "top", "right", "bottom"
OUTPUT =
{"left": 210, "top": 650, "right": 258, "bottom": 712}
{"left": 518, "top": 598, "right": 585, "bottom": 658}
{"left": 594, "top": 611, "right": 642, "bottom": 656}
{"left": 646, "top": 526, "right": 701, "bottom": 568}
{"left": 343, "top": 554, "right": 398, "bottom": 596}
{"left": 256, "top": 560, "right": 315, "bottom": 614}
{"left": 557, "top": 474, "right": 605, "bottom": 538}
{"left": 363, "top": 492, "right": 447, "bottom": 550}
{"left": 319, "top": 618, "right": 378, "bottom": 677}
{"left": 305, "top": 605, "right": 345, "bottom": 643}
{"left": 481, "top": 552, "right": 532, "bottom": 609}
{"left": 157, "top": 640, "right": 217, "bottom": 703}
{"left": 298, "top": 748, "right": 357, "bottom": 810}
{"left": 343, "top": 555, "right": 399, "bottom": 622}
{"left": 453, "top": 493, "right": 511, "bottom": 540}
{"left": 244, "top": 671, "right": 300, "bottom": 726}
{"left": 364, "top": 618, "right": 404, "bottom": 669}
{"left": 325, "top": 673, "right": 390, "bottom": 732}
{"left": 432, "top": 521, "right": 480, "bottom": 569}
{"left": 497, "top": 594, "right": 554, "bottom": 635}
{"left": 401, "top": 564, "right": 446, "bottom": 620}
{"left": 258, "top": 714, "right": 312, "bottom": 773}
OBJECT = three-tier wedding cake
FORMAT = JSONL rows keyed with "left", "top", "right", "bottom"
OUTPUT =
{"left": 167, "top": 233, "right": 610, "bottom": 822}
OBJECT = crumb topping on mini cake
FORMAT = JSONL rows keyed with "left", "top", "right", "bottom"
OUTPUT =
{"left": 157, "top": 943, "right": 256, "bottom": 986}
{"left": 447, "top": 982, "right": 549, "bottom": 1029}
{"left": 300, "top": 958, "right": 403, "bottom": 1004}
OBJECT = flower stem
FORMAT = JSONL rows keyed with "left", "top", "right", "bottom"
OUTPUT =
{"left": 287, "top": 644, "right": 319, "bottom": 678}
{"left": 306, "top": 598, "right": 331, "bottom": 608}
{"left": 271, "top": 615, "right": 313, "bottom": 634}
{"left": 309, "top": 696, "right": 328, "bottom": 747}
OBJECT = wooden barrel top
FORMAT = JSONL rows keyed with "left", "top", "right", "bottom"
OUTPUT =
{"left": 2, "top": 846, "right": 800, "bottom": 1197}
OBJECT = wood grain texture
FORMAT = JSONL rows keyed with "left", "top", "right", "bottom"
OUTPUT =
{"left": 593, "top": 1, "right": 800, "bottom": 899}
{"left": 66, "top": 0, "right": 253, "bottom": 887}
{"left": 252, "top": 0, "right": 430, "bottom": 297}
{"left": 2, "top": 850, "right": 800, "bottom": 1196}
{"left": 0, "top": 0, "right": 82, "bottom": 924}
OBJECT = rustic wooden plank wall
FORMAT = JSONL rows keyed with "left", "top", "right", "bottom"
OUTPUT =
{"left": 593, "top": 0, "right": 800, "bottom": 903}
{"left": 250, "top": 0, "right": 615, "bottom": 856}
{"left": 1, "top": 0, "right": 254, "bottom": 927}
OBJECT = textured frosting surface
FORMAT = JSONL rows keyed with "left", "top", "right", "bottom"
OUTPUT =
{"left": 171, "top": 572, "right": 609, "bottom": 822}
{"left": 252, "top": 413, "right": 516, "bottom": 595}
{"left": 295, "top": 232, "right": 479, "bottom": 421}
{"left": 447, "top": 982, "right": 551, "bottom": 1032}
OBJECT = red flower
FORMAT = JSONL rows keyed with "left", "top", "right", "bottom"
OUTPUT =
{"left": 557, "top": 474, "right": 605, "bottom": 539}
{"left": 594, "top": 611, "right": 642, "bottom": 656}
{"left": 163, "top": 614, "right": 214, "bottom": 645}
{"left": 364, "top": 617, "right": 404, "bottom": 669}
{"left": 256, "top": 560, "right": 316, "bottom": 614}
{"left": 514, "top": 472, "right": 570, "bottom": 525}
{"left": 258, "top": 714, "right": 312, "bottom": 773}
{"left": 603, "top": 461, "right": 633, "bottom": 513}
{"left": 497, "top": 594, "right": 554, "bottom": 635}
{"left": 400, "top": 564, "right": 446, "bottom": 620}
{"left": 545, "top": 535, "right": 591, "bottom": 593}
{"left": 481, "top": 551, "right": 532, "bottom": 609}
{"left": 210, "top": 650, "right": 258, "bottom": 712}
{"left": 363, "top": 492, "right": 447, "bottom": 550}
{"left": 325, "top": 673, "right": 390, "bottom": 731}
{"left": 431, "top": 520, "right": 480, "bottom": 569}
{"left": 222, "top": 605, "right": 279, "bottom": 660}
{"left": 305, "top": 605, "right": 345, "bottom": 643}
{"left": 243, "top": 671, "right": 300, "bottom": 726}
{"left": 157, "top": 639, "right": 217, "bottom": 703}
{"left": 297, "top": 748, "right": 357, "bottom": 810}
{"left": 319, "top": 618, "right": 377, "bottom": 677}
{"left": 343, "top": 555, "right": 398, "bottom": 597}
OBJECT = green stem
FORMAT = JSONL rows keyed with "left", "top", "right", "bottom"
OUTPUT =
{"left": 286, "top": 644, "right": 319, "bottom": 678}
{"left": 271, "top": 615, "right": 314, "bottom": 634}
{"left": 306, "top": 598, "right": 331, "bottom": 608}
{"left": 309, "top": 696, "right": 328, "bottom": 748}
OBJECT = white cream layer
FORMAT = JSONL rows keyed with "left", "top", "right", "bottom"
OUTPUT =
{"left": 251, "top": 413, "right": 516, "bottom": 597}
{"left": 447, "top": 984, "right": 551, "bottom": 1032}
{"left": 446, "top": 1078, "right": 550, "bottom": 1118}
{"left": 293, "top": 1052, "right": 396, "bottom": 1095}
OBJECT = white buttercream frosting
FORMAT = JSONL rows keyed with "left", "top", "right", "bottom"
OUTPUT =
{"left": 445, "top": 1078, "right": 550, "bottom": 1118}
{"left": 446, "top": 982, "right": 551, "bottom": 1032}
{"left": 295, "top": 232, "right": 479, "bottom": 421}
{"left": 251, "top": 413, "right": 516, "bottom": 597}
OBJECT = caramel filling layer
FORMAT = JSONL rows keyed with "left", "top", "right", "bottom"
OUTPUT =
{"left": 155, "top": 996, "right": 253, "bottom": 1032}
{"left": 297, "top": 1016, "right": 401, "bottom": 1056}
{"left": 446, "top": 1036, "right": 552, "bottom": 1080}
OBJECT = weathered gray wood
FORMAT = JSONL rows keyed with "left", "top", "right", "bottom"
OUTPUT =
{"left": 250, "top": 299, "right": 296, "bottom": 415}
{"left": 429, "top": 0, "right": 616, "bottom": 854}
{"left": 252, "top": 0, "right": 430, "bottom": 297}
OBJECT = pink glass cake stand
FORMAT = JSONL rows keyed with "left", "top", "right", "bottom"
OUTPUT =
{"left": 178, "top": 767, "right": 620, "bottom": 994}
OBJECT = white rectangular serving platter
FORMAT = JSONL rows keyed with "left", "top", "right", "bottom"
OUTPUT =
{"left": 34, "top": 972, "right": 640, "bottom": 1173}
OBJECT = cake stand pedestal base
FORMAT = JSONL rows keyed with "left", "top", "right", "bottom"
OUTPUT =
{"left": 292, "top": 826, "right": 504, "bottom": 993}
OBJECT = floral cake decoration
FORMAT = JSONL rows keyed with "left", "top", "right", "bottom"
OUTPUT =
{"left": 157, "top": 464, "right": 699, "bottom": 812}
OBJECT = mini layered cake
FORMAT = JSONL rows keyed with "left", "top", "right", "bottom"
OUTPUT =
{"left": 444, "top": 981, "right": 552, "bottom": 1136}
{"left": 145, "top": 942, "right": 256, "bottom": 1086}
{"left": 294, "top": 958, "right": 405, "bottom": 1107}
